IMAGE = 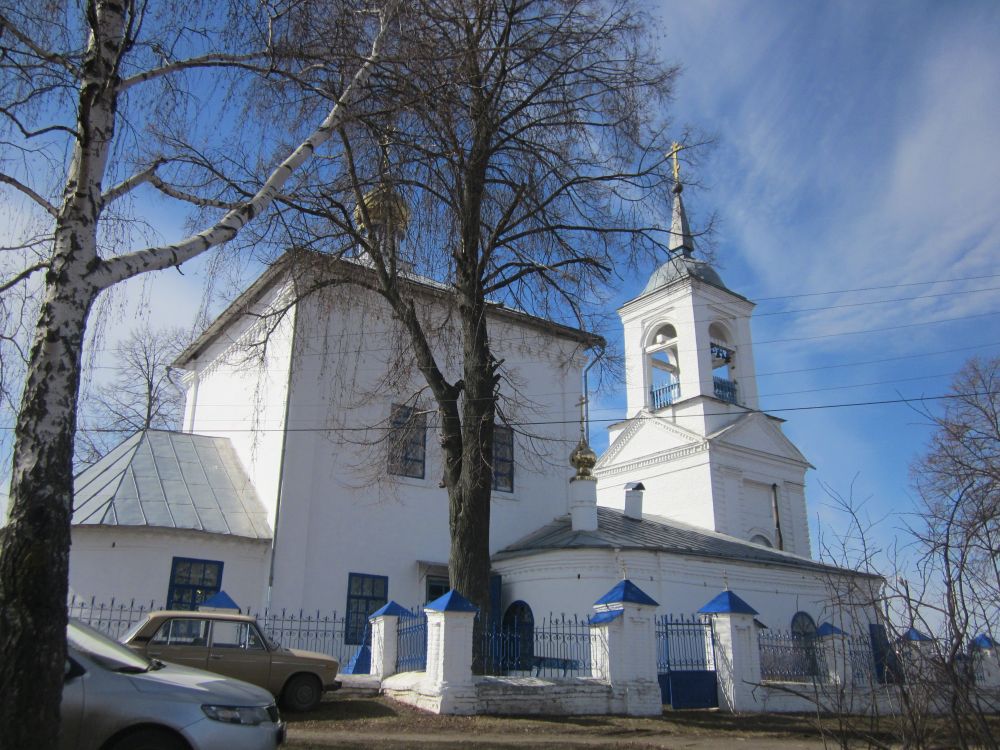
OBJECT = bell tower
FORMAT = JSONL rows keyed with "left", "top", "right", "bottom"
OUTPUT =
{"left": 619, "top": 145, "right": 759, "bottom": 438}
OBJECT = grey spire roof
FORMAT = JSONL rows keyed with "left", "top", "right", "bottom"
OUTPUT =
{"left": 493, "top": 506, "right": 862, "bottom": 576}
{"left": 668, "top": 184, "right": 693, "bottom": 255}
{"left": 72, "top": 430, "right": 271, "bottom": 539}
{"left": 642, "top": 183, "right": 727, "bottom": 296}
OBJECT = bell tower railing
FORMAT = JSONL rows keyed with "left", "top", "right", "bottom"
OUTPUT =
{"left": 650, "top": 382, "right": 681, "bottom": 410}
{"left": 713, "top": 377, "right": 738, "bottom": 404}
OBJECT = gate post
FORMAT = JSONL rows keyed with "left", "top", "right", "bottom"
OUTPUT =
{"left": 817, "top": 622, "right": 849, "bottom": 685}
{"left": 424, "top": 590, "right": 478, "bottom": 714}
{"left": 369, "top": 601, "right": 409, "bottom": 680}
{"left": 590, "top": 579, "right": 661, "bottom": 716}
{"left": 698, "top": 590, "right": 762, "bottom": 713}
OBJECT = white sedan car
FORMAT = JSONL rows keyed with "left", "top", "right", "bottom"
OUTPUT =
{"left": 62, "top": 620, "right": 285, "bottom": 750}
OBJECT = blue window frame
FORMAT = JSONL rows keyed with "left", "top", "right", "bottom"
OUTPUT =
{"left": 492, "top": 424, "right": 514, "bottom": 492}
{"left": 388, "top": 404, "right": 426, "bottom": 479}
{"left": 345, "top": 572, "right": 388, "bottom": 645}
{"left": 166, "top": 557, "right": 223, "bottom": 611}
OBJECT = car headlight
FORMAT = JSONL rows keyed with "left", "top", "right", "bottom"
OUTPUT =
{"left": 201, "top": 704, "right": 272, "bottom": 726}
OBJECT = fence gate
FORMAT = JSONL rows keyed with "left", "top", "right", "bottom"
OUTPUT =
{"left": 655, "top": 614, "right": 718, "bottom": 709}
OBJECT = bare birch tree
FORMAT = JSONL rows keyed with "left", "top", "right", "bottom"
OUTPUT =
{"left": 272, "top": 0, "right": 680, "bottom": 636}
{"left": 0, "top": 1, "right": 398, "bottom": 745}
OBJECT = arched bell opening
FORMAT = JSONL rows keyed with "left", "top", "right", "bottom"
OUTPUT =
{"left": 645, "top": 323, "right": 680, "bottom": 410}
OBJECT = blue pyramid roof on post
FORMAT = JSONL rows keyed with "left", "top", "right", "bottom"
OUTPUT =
{"left": 198, "top": 590, "right": 240, "bottom": 611}
{"left": 697, "top": 590, "right": 758, "bottom": 615}
{"left": 900, "top": 627, "right": 933, "bottom": 642}
{"left": 972, "top": 634, "right": 995, "bottom": 650}
{"left": 369, "top": 600, "right": 411, "bottom": 619}
{"left": 594, "top": 579, "right": 658, "bottom": 607}
{"left": 425, "top": 590, "right": 479, "bottom": 613}
{"left": 816, "top": 622, "right": 845, "bottom": 637}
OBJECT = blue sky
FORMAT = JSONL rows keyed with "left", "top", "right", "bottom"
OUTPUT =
{"left": 586, "top": 0, "right": 1000, "bottom": 560}
{"left": 3, "top": 1, "right": 999, "bottom": 570}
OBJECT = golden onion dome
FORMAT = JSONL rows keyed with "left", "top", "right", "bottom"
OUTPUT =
{"left": 569, "top": 438, "right": 598, "bottom": 479}
{"left": 353, "top": 183, "right": 410, "bottom": 233}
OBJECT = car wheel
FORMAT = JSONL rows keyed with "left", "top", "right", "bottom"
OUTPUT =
{"left": 281, "top": 673, "right": 322, "bottom": 712}
{"left": 107, "top": 727, "right": 187, "bottom": 750}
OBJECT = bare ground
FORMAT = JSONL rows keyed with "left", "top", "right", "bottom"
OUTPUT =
{"left": 283, "top": 695, "right": 901, "bottom": 749}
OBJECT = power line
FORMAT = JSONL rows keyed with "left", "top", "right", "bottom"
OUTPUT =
{"left": 60, "top": 390, "right": 1000, "bottom": 433}
{"left": 752, "top": 272, "right": 1000, "bottom": 302}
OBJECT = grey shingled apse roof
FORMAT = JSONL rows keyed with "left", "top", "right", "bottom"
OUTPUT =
{"left": 72, "top": 430, "right": 271, "bottom": 539}
{"left": 494, "top": 506, "right": 852, "bottom": 576}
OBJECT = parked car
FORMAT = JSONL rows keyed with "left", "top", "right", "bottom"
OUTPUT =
{"left": 63, "top": 619, "right": 285, "bottom": 750}
{"left": 122, "top": 611, "right": 340, "bottom": 712}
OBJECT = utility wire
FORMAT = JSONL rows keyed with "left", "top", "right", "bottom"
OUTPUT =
{"left": 63, "top": 390, "right": 1000, "bottom": 433}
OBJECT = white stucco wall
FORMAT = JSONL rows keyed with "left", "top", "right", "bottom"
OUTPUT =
{"left": 180, "top": 279, "right": 590, "bottom": 615}
{"left": 69, "top": 526, "right": 271, "bottom": 610}
{"left": 181, "top": 280, "right": 297, "bottom": 530}
{"left": 493, "top": 548, "right": 879, "bottom": 636}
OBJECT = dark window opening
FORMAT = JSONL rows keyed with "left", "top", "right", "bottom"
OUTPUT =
{"left": 493, "top": 424, "right": 514, "bottom": 493}
{"left": 346, "top": 572, "right": 388, "bottom": 645}
{"left": 388, "top": 404, "right": 427, "bottom": 479}
{"left": 166, "top": 557, "right": 223, "bottom": 611}
{"left": 502, "top": 601, "right": 535, "bottom": 671}
{"left": 425, "top": 575, "right": 450, "bottom": 604}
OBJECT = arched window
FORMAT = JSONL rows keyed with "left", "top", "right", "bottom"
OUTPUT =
{"left": 749, "top": 534, "right": 773, "bottom": 548}
{"left": 502, "top": 601, "right": 534, "bottom": 671}
{"left": 646, "top": 323, "right": 680, "bottom": 409}
{"left": 709, "top": 321, "right": 738, "bottom": 404}
{"left": 791, "top": 611, "right": 817, "bottom": 638}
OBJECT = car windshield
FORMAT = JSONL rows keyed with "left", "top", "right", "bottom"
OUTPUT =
{"left": 68, "top": 619, "right": 152, "bottom": 672}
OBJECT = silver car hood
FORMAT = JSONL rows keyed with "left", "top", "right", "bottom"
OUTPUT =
{"left": 131, "top": 662, "right": 274, "bottom": 704}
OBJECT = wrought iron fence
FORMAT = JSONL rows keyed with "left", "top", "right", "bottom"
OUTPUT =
{"left": 248, "top": 609, "right": 352, "bottom": 664}
{"left": 396, "top": 608, "right": 428, "bottom": 672}
{"left": 846, "top": 634, "right": 877, "bottom": 686}
{"left": 68, "top": 596, "right": 159, "bottom": 640}
{"left": 759, "top": 630, "right": 826, "bottom": 682}
{"left": 481, "top": 613, "right": 594, "bottom": 678}
{"left": 650, "top": 382, "right": 681, "bottom": 410}
{"left": 655, "top": 614, "right": 715, "bottom": 673}
{"left": 69, "top": 596, "right": 353, "bottom": 663}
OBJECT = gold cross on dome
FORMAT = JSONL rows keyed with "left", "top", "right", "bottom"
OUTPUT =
{"left": 668, "top": 141, "right": 682, "bottom": 183}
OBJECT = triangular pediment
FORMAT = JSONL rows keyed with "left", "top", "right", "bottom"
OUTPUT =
{"left": 597, "top": 411, "right": 703, "bottom": 468}
{"left": 708, "top": 413, "right": 811, "bottom": 467}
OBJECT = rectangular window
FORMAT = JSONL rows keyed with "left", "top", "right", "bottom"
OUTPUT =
{"left": 345, "top": 572, "right": 388, "bottom": 645}
{"left": 492, "top": 424, "right": 514, "bottom": 493}
{"left": 166, "top": 557, "right": 223, "bottom": 610}
{"left": 425, "top": 575, "right": 450, "bottom": 604}
{"left": 388, "top": 404, "right": 427, "bottom": 479}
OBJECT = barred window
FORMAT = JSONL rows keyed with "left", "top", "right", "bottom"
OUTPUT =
{"left": 388, "top": 404, "right": 426, "bottom": 479}
{"left": 492, "top": 424, "right": 514, "bottom": 493}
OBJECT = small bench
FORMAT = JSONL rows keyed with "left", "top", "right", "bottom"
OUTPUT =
{"left": 530, "top": 655, "right": 580, "bottom": 677}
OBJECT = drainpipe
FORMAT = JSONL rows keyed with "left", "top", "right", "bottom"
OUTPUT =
{"left": 771, "top": 483, "right": 784, "bottom": 551}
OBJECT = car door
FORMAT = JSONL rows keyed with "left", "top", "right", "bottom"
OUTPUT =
{"left": 59, "top": 657, "right": 85, "bottom": 750}
{"left": 146, "top": 617, "right": 210, "bottom": 671}
{"left": 207, "top": 620, "right": 271, "bottom": 690}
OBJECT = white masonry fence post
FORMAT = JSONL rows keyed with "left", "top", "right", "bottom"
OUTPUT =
{"left": 424, "top": 590, "right": 478, "bottom": 714}
{"left": 589, "top": 579, "right": 662, "bottom": 716}
{"left": 369, "top": 601, "right": 409, "bottom": 681}
{"left": 698, "top": 589, "right": 763, "bottom": 713}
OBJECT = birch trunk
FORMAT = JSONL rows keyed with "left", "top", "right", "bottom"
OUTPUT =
{"left": 0, "top": 0, "right": 393, "bottom": 744}
{"left": 0, "top": 1, "right": 118, "bottom": 744}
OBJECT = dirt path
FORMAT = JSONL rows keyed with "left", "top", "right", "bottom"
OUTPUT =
{"left": 283, "top": 696, "right": 839, "bottom": 749}
{"left": 288, "top": 726, "right": 828, "bottom": 749}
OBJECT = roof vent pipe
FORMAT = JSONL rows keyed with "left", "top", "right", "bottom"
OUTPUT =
{"left": 624, "top": 482, "right": 645, "bottom": 520}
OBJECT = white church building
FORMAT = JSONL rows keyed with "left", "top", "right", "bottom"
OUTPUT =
{"left": 68, "top": 174, "right": 880, "bottom": 656}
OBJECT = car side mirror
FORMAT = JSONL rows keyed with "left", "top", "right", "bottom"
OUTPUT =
{"left": 65, "top": 658, "right": 85, "bottom": 682}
